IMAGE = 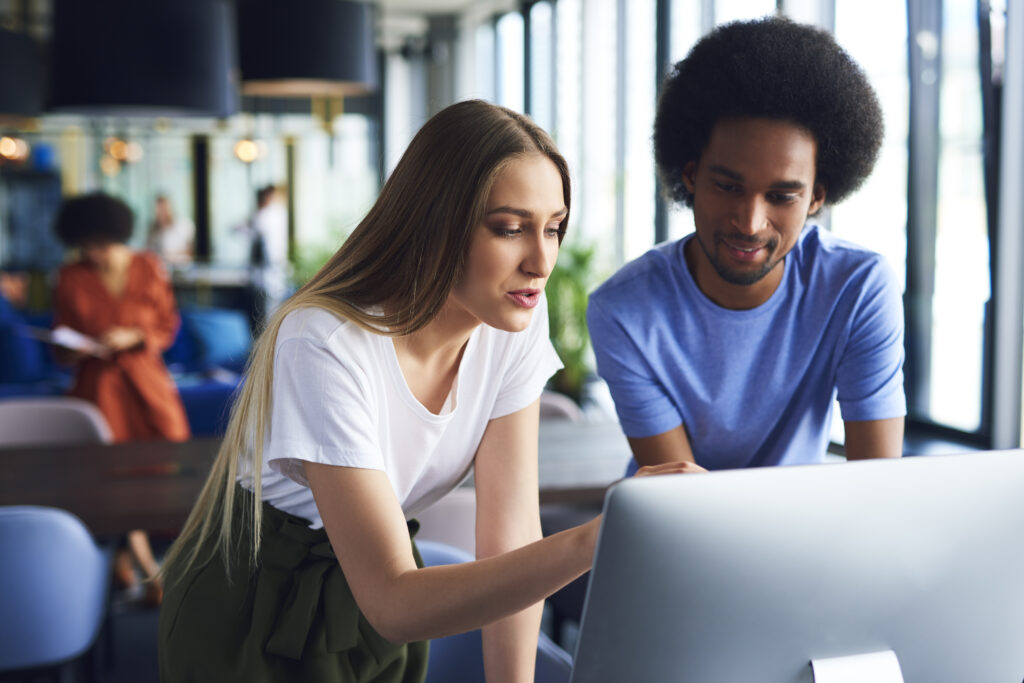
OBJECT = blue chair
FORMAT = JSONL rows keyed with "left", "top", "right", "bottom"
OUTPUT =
{"left": 417, "top": 539, "right": 573, "bottom": 683}
{"left": 0, "top": 506, "right": 112, "bottom": 681}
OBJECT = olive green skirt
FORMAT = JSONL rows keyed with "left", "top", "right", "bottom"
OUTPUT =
{"left": 158, "top": 487, "right": 428, "bottom": 683}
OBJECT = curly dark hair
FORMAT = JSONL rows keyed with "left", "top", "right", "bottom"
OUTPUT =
{"left": 654, "top": 16, "right": 883, "bottom": 207}
{"left": 54, "top": 192, "right": 135, "bottom": 247}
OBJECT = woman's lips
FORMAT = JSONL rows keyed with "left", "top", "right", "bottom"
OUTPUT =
{"left": 506, "top": 289, "right": 541, "bottom": 308}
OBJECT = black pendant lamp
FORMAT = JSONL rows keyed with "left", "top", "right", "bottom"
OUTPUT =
{"left": 0, "top": 27, "right": 44, "bottom": 116}
{"left": 49, "top": 0, "right": 238, "bottom": 117}
{"left": 238, "top": 0, "right": 378, "bottom": 97}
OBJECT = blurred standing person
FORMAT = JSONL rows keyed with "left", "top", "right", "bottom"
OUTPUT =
{"left": 243, "top": 184, "right": 290, "bottom": 320}
{"left": 53, "top": 191, "right": 191, "bottom": 605}
{"left": 147, "top": 194, "right": 195, "bottom": 267}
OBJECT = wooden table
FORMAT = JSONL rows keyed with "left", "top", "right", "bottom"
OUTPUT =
{"left": 535, "top": 418, "right": 632, "bottom": 506}
{"left": 0, "top": 437, "right": 220, "bottom": 537}
{"left": 0, "top": 420, "right": 633, "bottom": 536}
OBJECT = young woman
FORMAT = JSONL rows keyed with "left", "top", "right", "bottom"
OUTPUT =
{"left": 158, "top": 100, "right": 696, "bottom": 682}
{"left": 53, "top": 192, "right": 191, "bottom": 605}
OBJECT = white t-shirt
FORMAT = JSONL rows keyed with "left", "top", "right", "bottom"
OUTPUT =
{"left": 245, "top": 295, "right": 562, "bottom": 528}
{"left": 147, "top": 218, "right": 195, "bottom": 265}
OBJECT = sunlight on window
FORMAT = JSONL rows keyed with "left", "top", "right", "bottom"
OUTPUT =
{"left": 715, "top": 0, "right": 777, "bottom": 24}
{"left": 928, "top": 0, "right": 989, "bottom": 431}
{"left": 624, "top": 0, "right": 658, "bottom": 262}
{"left": 664, "top": 0, "right": 703, "bottom": 243}
{"left": 496, "top": 13, "right": 525, "bottom": 113}
{"left": 832, "top": 0, "right": 909, "bottom": 284}
{"left": 529, "top": 2, "right": 555, "bottom": 134}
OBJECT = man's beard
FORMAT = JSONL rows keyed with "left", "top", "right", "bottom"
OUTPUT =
{"left": 696, "top": 232, "right": 782, "bottom": 286}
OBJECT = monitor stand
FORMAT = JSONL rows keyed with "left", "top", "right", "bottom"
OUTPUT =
{"left": 810, "top": 650, "right": 905, "bottom": 683}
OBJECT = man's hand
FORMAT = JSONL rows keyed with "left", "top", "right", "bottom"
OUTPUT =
{"left": 632, "top": 460, "right": 707, "bottom": 477}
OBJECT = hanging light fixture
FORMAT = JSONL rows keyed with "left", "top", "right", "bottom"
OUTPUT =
{"left": 48, "top": 0, "right": 238, "bottom": 117}
{"left": 237, "top": 0, "right": 378, "bottom": 98}
{"left": 0, "top": 27, "right": 44, "bottom": 117}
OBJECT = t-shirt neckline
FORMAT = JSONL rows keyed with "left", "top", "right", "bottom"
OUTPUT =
{"left": 384, "top": 328, "right": 480, "bottom": 422}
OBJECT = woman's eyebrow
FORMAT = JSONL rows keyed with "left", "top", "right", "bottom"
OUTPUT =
{"left": 485, "top": 206, "right": 569, "bottom": 218}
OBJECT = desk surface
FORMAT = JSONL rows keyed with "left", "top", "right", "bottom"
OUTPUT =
{"left": 0, "top": 420, "right": 632, "bottom": 536}
{"left": 0, "top": 437, "right": 220, "bottom": 537}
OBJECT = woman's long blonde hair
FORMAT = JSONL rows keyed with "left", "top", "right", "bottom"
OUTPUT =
{"left": 161, "top": 100, "right": 571, "bottom": 580}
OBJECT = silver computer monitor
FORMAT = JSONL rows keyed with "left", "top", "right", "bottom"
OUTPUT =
{"left": 569, "top": 451, "right": 1024, "bottom": 682}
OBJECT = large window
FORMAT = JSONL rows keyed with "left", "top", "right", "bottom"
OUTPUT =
{"left": 451, "top": 0, "right": 1010, "bottom": 445}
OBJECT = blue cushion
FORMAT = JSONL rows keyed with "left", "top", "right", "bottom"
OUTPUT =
{"left": 0, "top": 324, "right": 50, "bottom": 384}
{"left": 177, "top": 379, "right": 239, "bottom": 436}
{"left": 0, "top": 295, "right": 16, "bottom": 324}
{"left": 182, "top": 308, "right": 252, "bottom": 372}
{"left": 163, "top": 319, "right": 199, "bottom": 372}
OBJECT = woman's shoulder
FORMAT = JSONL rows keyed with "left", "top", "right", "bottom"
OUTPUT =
{"left": 277, "top": 306, "right": 374, "bottom": 350}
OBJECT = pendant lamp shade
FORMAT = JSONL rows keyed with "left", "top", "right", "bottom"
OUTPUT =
{"left": 238, "top": 0, "right": 378, "bottom": 97}
{"left": 49, "top": 0, "right": 238, "bottom": 117}
{"left": 0, "top": 28, "right": 44, "bottom": 116}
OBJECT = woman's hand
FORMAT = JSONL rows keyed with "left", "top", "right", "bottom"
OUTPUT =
{"left": 100, "top": 326, "right": 145, "bottom": 353}
{"left": 632, "top": 460, "right": 707, "bottom": 477}
{"left": 54, "top": 347, "right": 88, "bottom": 365}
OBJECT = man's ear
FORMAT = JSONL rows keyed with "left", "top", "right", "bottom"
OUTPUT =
{"left": 807, "top": 181, "right": 827, "bottom": 216}
{"left": 681, "top": 161, "right": 698, "bottom": 194}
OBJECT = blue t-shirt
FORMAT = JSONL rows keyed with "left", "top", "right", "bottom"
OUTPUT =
{"left": 587, "top": 225, "right": 906, "bottom": 470}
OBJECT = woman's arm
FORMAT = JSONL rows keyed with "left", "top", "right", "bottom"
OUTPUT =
{"left": 305, "top": 459, "right": 598, "bottom": 645}
{"left": 473, "top": 399, "right": 544, "bottom": 683}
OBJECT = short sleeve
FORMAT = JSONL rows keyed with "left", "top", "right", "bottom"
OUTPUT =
{"left": 266, "top": 335, "right": 385, "bottom": 486}
{"left": 490, "top": 294, "right": 563, "bottom": 420}
{"left": 836, "top": 259, "right": 907, "bottom": 421}
{"left": 587, "top": 295, "right": 682, "bottom": 438}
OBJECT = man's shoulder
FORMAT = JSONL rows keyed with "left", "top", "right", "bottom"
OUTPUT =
{"left": 590, "top": 239, "right": 688, "bottom": 307}
{"left": 795, "top": 226, "right": 895, "bottom": 290}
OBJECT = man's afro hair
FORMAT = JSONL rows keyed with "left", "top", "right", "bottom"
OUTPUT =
{"left": 654, "top": 16, "right": 884, "bottom": 207}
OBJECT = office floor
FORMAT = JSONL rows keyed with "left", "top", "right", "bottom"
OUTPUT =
{"left": 105, "top": 599, "right": 160, "bottom": 683}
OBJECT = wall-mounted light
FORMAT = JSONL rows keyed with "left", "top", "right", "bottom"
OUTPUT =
{"left": 234, "top": 137, "right": 266, "bottom": 164}
{"left": 103, "top": 136, "right": 143, "bottom": 163}
{"left": 0, "top": 136, "right": 31, "bottom": 162}
{"left": 99, "top": 155, "right": 120, "bottom": 177}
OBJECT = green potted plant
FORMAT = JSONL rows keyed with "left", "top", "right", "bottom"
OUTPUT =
{"left": 545, "top": 241, "right": 597, "bottom": 405}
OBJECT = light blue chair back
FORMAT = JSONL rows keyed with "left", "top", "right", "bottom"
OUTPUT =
{"left": 417, "top": 539, "right": 573, "bottom": 683}
{"left": 0, "top": 505, "right": 111, "bottom": 675}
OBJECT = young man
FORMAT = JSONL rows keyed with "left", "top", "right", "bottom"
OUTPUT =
{"left": 588, "top": 17, "right": 905, "bottom": 471}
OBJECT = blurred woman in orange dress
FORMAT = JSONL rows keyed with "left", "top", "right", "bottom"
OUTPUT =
{"left": 53, "top": 192, "right": 191, "bottom": 604}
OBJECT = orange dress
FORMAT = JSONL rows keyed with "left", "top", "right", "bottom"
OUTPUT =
{"left": 54, "top": 251, "right": 191, "bottom": 443}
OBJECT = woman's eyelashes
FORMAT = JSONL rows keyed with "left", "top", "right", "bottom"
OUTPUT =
{"left": 488, "top": 218, "right": 565, "bottom": 240}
